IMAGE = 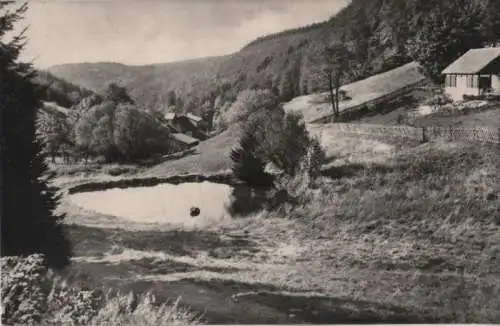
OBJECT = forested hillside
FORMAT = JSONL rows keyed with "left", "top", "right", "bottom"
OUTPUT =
{"left": 33, "top": 70, "right": 95, "bottom": 107}
{"left": 47, "top": 0, "right": 500, "bottom": 119}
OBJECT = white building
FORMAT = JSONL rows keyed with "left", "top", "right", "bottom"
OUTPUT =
{"left": 442, "top": 47, "right": 500, "bottom": 101}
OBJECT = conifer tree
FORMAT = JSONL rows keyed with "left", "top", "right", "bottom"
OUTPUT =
{"left": 1, "top": 2, "right": 72, "bottom": 269}
{"left": 230, "top": 130, "right": 273, "bottom": 188}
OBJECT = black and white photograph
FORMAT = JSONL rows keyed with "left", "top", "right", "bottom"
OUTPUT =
{"left": 1, "top": 0, "right": 500, "bottom": 324}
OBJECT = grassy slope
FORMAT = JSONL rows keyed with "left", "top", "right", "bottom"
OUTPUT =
{"left": 283, "top": 61, "right": 427, "bottom": 122}
{"left": 55, "top": 85, "right": 499, "bottom": 321}
{"left": 62, "top": 134, "right": 500, "bottom": 323}
{"left": 415, "top": 108, "right": 500, "bottom": 129}
{"left": 284, "top": 140, "right": 499, "bottom": 321}
{"left": 348, "top": 94, "right": 500, "bottom": 129}
{"left": 142, "top": 103, "right": 500, "bottom": 179}
{"left": 143, "top": 127, "right": 241, "bottom": 177}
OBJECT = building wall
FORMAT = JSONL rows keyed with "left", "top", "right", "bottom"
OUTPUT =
{"left": 479, "top": 56, "right": 500, "bottom": 93}
{"left": 492, "top": 75, "right": 500, "bottom": 91}
{"left": 444, "top": 74, "right": 480, "bottom": 101}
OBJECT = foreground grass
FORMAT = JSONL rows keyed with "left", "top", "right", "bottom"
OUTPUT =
{"left": 265, "top": 139, "right": 500, "bottom": 322}
{"left": 52, "top": 134, "right": 499, "bottom": 323}
{"left": 1, "top": 255, "right": 199, "bottom": 325}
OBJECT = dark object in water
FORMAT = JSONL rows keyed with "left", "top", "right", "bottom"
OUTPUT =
{"left": 190, "top": 206, "right": 200, "bottom": 217}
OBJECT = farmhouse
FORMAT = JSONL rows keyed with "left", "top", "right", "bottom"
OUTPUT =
{"left": 442, "top": 47, "right": 500, "bottom": 101}
{"left": 163, "top": 112, "right": 208, "bottom": 140}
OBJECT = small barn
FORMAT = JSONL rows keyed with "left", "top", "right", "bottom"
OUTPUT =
{"left": 170, "top": 132, "right": 200, "bottom": 152}
{"left": 163, "top": 112, "right": 208, "bottom": 140}
{"left": 185, "top": 113, "right": 203, "bottom": 127}
{"left": 442, "top": 47, "right": 500, "bottom": 101}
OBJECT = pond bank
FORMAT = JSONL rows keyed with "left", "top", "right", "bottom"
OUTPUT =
{"left": 67, "top": 172, "right": 238, "bottom": 194}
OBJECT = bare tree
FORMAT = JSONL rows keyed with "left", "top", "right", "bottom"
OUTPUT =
{"left": 309, "top": 34, "right": 351, "bottom": 122}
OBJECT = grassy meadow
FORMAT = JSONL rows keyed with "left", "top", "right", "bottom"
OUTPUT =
{"left": 52, "top": 122, "right": 500, "bottom": 323}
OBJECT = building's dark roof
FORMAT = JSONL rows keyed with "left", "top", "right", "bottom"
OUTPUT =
{"left": 171, "top": 133, "right": 199, "bottom": 145}
{"left": 442, "top": 47, "right": 500, "bottom": 74}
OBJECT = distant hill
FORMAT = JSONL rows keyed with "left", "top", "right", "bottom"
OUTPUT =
{"left": 46, "top": 0, "right": 403, "bottom": 114}
{"left": 33, "top": 70, "right": 95, "bottom": 108}
{"left": 46, "top": 0, "right": 500, "bottom": 118}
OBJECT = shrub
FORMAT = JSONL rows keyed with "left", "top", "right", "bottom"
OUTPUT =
{"left": 303, "top": 137, "right": 327, "bottom": 179}
{"left": 228, "top": 90, "right": 327, "bottom": 213}
{"left": 49, "top": 163, "right": 98, "bottom": 177}
{"left": 230, "top": 130, "right": 274, "bottom": 188}
{"left": 1, "top": 255, "right": 199, "bottom": 326}
{"left": 231, "top": 108, "right": 326, "bottom": 211}
{"left": 100, "top": 165, "right": 136, "bottom": 176}
{"left": 272, "top": 137, "right": 326, "bottom": 207}
{"left": 251, "top": 111, "right": 326, "bottom": 178}
{"left": 463, "top": 93, "right": 500, "bottom": 101}
{"left": 222, "top": 89, "right": 280, "bottom": 126}
{"left": 425, "top": 93, "right": 453, "bottom": 106}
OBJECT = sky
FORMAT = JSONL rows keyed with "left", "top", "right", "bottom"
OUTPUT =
{"left": 18, "top": 0, "right": 350, "bottom": 68}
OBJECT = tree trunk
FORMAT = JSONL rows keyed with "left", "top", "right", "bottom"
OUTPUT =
{"left": 335, "top": 83, "right": 340, "bottom": 121}
{"left": 334, "top": 75, "right": 341, "bottom": 122}
{"left": 328, "top": 71, "right": 335, "bottom": 123}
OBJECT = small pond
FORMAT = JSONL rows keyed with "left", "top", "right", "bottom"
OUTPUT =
{"left": 69, "top": 181, "right": 234, "bottom": 227}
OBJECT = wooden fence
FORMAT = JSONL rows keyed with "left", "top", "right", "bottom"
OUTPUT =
{"left": 319, "top": 123, "right": 500, "bottom": 145}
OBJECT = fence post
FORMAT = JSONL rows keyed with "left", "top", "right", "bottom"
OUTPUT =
{"left": 421, "top": 126, "right": 428, "bottom": 143}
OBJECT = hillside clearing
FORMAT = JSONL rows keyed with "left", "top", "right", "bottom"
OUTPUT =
{"left": 283, "top": 62, "right": 426, "bottom": 123}
{"left": 142, "top": 123, "right": 408, "bottom": 178}
{"left": 144, "top": 127, "right": 241, "bottom": 177}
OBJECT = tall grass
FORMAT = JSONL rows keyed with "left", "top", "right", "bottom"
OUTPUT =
{"left": 281, "top": 140, "right": 500, "bottom": 321}
{"left": 1, "top": 254, "right": 200, "bottom": 325}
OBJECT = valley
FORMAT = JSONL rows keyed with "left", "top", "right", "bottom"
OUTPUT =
{"left": 3, "top": 0, "right": 500, "bottom": 324}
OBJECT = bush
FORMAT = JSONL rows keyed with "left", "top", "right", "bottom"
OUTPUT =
{"left": 230, "top": 108, "right": 326, "bottom": 212}
{"left": 1, "top": 255, "right": 199, "bottom": 325}
{"left": 49, "top": 163, "right": 98, "bottom": 177}
{"left": 227, "top": 90, "right": 326, "bottom": 213}
{"left": 272, "top": 136, "right": 326, "bottom": 207}
{"left": 221, "top": 89, "right": 280, "bottom": 126}
{"left": 252, "top": 111, "right": 326, "bottom": 178}
{"left": 425, "top": 93, "right": 453, "bottom": 106}
{"left": 463, "top": 93, "right": 500, "bottom": 101}
{"left": 230, "top": 130, "right": 274, "bottom": 188}
{"left": 100, "top": 165, "right": 136, "bottom": 176}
